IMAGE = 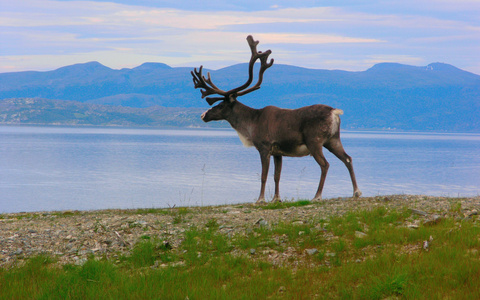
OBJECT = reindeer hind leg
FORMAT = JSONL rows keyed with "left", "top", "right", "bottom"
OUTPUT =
{"left": 325, "top": 138, "right": 362, "bottom": 198}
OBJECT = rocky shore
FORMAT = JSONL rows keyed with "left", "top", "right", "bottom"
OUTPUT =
{"left": 1, "top": 195, "right": 479, "bottom": 268}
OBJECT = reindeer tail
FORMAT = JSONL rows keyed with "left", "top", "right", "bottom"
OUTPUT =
{"left": 332, "top": 108, "right": 344, "bottom": 115}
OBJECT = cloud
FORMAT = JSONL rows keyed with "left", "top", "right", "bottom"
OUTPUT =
{"left": 1, "top": 0, "right": 479, "bottom": 74}
{"left": 257, "top": 33, "right": 382, "bottom": 44}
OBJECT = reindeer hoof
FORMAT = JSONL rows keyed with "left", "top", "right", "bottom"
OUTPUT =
{"left": 312, "top": 197, "right": 322, "bottom": 202}
{"left": 272, "top": 196, "right": 282, "bottom": 203}
{"left": 353, "top": 190, "right": 362, "bottom": 198}
{"left": 255, "top": 198, "right": 267, "bottom": 205}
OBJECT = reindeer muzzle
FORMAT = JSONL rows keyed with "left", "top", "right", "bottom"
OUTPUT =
{"left": 201, "top": 109, "right": 210, "bottom": 120}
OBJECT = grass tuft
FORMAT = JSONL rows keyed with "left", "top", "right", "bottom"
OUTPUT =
{"left": 261, "top": 199, "right": 312, "bottom": 210}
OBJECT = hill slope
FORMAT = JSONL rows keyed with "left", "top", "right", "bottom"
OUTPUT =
{"left": 1, "top": 62, "right": 479, "bottom": 131}
{"left": 0, "top": 98, "right": 212, "bottom": 128}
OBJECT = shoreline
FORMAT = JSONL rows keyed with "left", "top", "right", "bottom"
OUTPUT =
{"left": 2, "top": 192, "right": 479, "bottom": 216}
{"left": 1, "top": 195, "right": 479, "bottom": 268}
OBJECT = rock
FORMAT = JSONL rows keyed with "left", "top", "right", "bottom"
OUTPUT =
{"left": 78, "top": 249, "right": 93, "bottom": 256}
{"left": 467, "top": 249, "right": 479, "bottom": 256}
{"left": 411, "top": 209, "right": 429, "bottom": 216}
{"left": 423, "top": 236, "right": 434, "bottom": 251}
{"left": 292, "top": 221, "right": 304, "bottom": 226}
{"left": 278, "top": 286, "right": 286, "bottom": 293}
{"left": 254, "top": 218, "right": 268, "bottom": 227}
{"left": 465, "top": 209, "right": 478, "bottom": 217}
{"left": 163, "top": 241, "right": 172, "bottom": 250}
{"left": 423, "top": 240, "right": 429, "bottom": 251}
{"left": 171, "top": 261, "right": 185, "bottom": 268}
{"left": 103, "top": 240, "right": 113, "bottom": 246}
{"left": 423, "top": 215, "right": 444, "bottom": 226}
{"left": 249, "top": 248, "right": 256, "bottom": 255}
{"left": 75, "top": 257, "right": 88, "bottom": 266}
{"left": 355, "top": 231, "right": 368, "bottom": 239}
{"left": 135, "top": 220, "right": 148, "bottom": 227}
{"left": 305, "top": 248, "right": 318, "bottom": 256}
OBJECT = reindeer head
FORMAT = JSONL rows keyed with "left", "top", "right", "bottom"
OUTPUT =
{"left": 199, "top": 94, "right": 236, "bottom": 122}
{"left": 191, "top": 35, "right": 274, "bottom": 122}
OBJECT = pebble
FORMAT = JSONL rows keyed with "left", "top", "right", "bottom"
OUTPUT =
{"left": 305, "top": 248, "right": 318, "bottom": 256}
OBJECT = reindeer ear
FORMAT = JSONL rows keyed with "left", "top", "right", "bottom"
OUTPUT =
{"left": 228, "top": 94, "right": 237, "bottom": 103}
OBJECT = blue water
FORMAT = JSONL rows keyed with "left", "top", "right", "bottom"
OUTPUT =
{"left": 1, "top": 126, "right": 479, "bottom": 213}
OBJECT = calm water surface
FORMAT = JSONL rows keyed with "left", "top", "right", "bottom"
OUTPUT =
{"left": 1, "top": 126, "right": 479, "bottom": 213}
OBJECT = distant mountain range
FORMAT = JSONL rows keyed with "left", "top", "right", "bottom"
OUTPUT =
{"left": 1, "top": 61, "right": 479, "bottom": 132}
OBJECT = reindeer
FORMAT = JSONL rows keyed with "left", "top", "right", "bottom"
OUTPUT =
{"left": 192, "top": 35, "right": 361, "bottom": 204}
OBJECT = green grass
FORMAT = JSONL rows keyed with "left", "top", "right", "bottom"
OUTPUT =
{"left": 261, "top": 199, "right": 312, "bottom": 210}
{"left": 2, "top": 205, "right": 480, "bottom": 299}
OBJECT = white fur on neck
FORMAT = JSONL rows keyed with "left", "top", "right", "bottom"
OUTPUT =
{"left": 235, "top": 129, "right": 254, "bottom": 147}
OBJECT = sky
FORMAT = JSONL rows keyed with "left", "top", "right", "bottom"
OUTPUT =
{"left": 1, "top": 0, "right": 479, "bottom": 74}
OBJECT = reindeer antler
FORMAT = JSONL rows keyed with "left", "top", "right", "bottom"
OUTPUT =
{"left": 191, "top": 35, "right": 274, "bottom": 105}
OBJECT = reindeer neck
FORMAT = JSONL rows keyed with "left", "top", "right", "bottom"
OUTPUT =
{"left": 226, "top": 101, "right": 259, "bottom": 139}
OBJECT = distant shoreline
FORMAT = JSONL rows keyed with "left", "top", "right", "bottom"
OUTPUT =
{"left": 1, "top": 122, "right": 479, "bottom": 135}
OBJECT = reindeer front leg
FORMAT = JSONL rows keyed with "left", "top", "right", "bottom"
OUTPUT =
{"left": 273, "top": 155, "right": 282, "bottom": 203}
{"left": 307, "top": 142, "right": 330, "bottom": 202}
{"left": 257, "top": 150, "right": 271, "bottom": 204}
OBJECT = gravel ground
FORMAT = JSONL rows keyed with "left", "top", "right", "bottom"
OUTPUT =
{"left": 1, "top": 195, "right": 479, "bottom": 268}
